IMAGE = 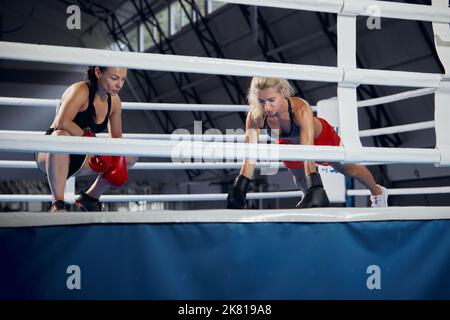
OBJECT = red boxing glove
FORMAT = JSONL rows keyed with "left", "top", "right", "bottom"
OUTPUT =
{"left": 82, "top": 128, "right": 112, "bottom": 173}
{"left": 101, "top": 156, "right": 128, "bottom": 187}
{"left": 88, "top": 155, "right": 112, "bottom": 173}
{"left": 82, "top": 127, "right": 96, "bottom": 138}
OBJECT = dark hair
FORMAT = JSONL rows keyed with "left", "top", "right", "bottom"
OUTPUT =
{"left": 86, "top": 66, "right": 107, "bottom": 94}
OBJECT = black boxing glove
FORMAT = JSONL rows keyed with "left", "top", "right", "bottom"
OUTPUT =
{"left": 296, "top": 172, "right": 330, "bottom": 208}
{"left": 226, "top": 175, "right": 251, "bottom": 209}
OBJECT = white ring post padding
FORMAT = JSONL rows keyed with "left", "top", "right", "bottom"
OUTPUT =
{"left": 434, "top": 82, "right": 450, "bottom": 166}
{"left": 432, "top": 0, "right": 450, "bottom": 167}
{"left": 217, "top": 0, "right": 450, "bottom": 23}
{"left": 1, "top": 187, "right": 450, "bottom": 203}
{"left": 337, "top": 13, "right": 364, "bottom": 163}
{"left": 0, "top": 41, "right": 442, "bottom": 88}
{"left": 0, "top": 133, "right": 442, "bottom": 164}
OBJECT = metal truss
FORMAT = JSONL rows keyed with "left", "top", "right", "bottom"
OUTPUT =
{"left": 132, "top": 0, "right": 219, "bottom": 130}
{"left": 238, "top": 4, "right": 311, "bottom": 102}
{"left": 178, "top": 0, "right": 247, "bottom": 124}
{"left": 58, "top": 0, "right": 215, "bottom": 180}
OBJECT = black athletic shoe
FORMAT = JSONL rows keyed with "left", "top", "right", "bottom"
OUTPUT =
{"left": 49, "top": 200, "right": 70, "bottom": 213}
{"left": 74, "top": 191, "right": 104, "bottom": 212}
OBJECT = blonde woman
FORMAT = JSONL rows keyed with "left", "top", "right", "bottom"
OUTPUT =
{"left": 226, "top": 77, "right": 388, "bottom": 209}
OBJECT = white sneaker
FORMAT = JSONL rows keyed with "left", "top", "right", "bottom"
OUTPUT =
{"left": 370, "top": 185, "right": 388, "bottom": 207}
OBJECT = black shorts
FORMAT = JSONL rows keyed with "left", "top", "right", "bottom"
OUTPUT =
{"left": 34, "top": 128, "right": 88, "bottom": 179}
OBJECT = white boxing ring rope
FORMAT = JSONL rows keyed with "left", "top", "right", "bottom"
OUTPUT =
{"left": 0, "top": 160, "right": 277, "bottom": 170}
{"left": 1, "top": 187, "right": 450, "bottom": 204}
{"left": 217, "top": 0, "right": 450, "bottom": 23}
{"left": 358, "top": 120, "right": 435, "bottom": 137}
{"left": 0, "top": 119, "right": 438, "bottom": 140}
{"left": 0, "top": 42, "right": 443, "bottom": 88}
{"left": 0, "top": 130, "right": 271, "bottom": 143}
{"left": 1, "top": 155, "right": 449, "bottom": 203}
{"left": 0, "top": 132, "right": 443, "bottom": 164}
{"left": 1, "top": 0, "right": 450, "bottom": 207}
{"left": 0, "top": 79, "right": 443, "bottom": 162}
{"left": 0, "top": 87, "right": 437, "bottom": 110}
{"left": 0, "top": 86, "right": 438, "bottom": 138}
{"left": 0, "top": 97, "right": 251, "bottom": 113}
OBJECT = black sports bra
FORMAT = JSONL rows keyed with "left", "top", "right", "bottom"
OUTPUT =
{"left": 263, "top": 98, "right": 300, "bottom": 140}
{"left": 70, "top": 83, "right": 112, "bottom": 133}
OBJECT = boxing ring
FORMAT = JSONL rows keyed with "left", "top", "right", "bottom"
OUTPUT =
{"left": 1, "top": 0, "right": 450, "bottom": 299}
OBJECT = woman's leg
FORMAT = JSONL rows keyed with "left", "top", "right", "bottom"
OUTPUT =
{"left": 74, "top": 156, "right": 139, "bottom": 211}
{"left": 288, "top": 168, "right": 307, "bottom": 193}
{"left": 37, "top": 130, "right": 71, "bottom": 202}
{"left": 80, "top": 156, "right": 139, "bottom": 199}
{"left": 331, "top": 163, "right": 382, "bottom": 196}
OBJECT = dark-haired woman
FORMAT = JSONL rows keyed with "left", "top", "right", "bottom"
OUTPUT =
{"left": 35, "top": 67, "right": 138, "bottom": 213}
